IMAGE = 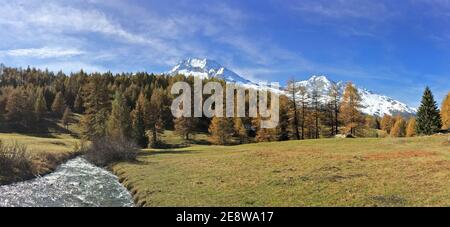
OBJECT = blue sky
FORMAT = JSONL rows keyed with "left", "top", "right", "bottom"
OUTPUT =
{"left": 0, "top": 0, "right": 449, "bottom": 107}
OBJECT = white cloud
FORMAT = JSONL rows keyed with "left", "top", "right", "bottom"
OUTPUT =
{"left": 292, "top": 0, "right": 389, "bottom": 20}
{"left": 1, "top": 47, "right": 84, "bottom": 58}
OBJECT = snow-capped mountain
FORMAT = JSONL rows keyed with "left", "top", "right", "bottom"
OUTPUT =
{"left": 168, "top": 58, "right": 416, "bottom": 116}
{"left": 294, "top": 75, "right": 417, "bottom": 116}
{"left": 169, "top": 58, "right": 253, "bottom": 84}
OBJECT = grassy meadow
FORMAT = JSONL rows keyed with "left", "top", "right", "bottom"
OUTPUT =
{"left": 113, "top": 135, "right": 450, "bottom": 207}
{"left": 0, "top": 116, "right": 81, "bottom": 185}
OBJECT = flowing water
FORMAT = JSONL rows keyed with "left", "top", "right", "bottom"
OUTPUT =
{"left": 0, "top": 157, "right": 134, "bottom": 207}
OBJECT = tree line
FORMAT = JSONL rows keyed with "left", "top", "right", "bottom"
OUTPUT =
{"left": 0, "top": 65, "right": 448, "bottom": 147}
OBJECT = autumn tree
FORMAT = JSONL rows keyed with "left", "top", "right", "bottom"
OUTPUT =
{"left": 339, "top": 82, "right": 363, "bottom": 136}
{"left": 277, "top": 95, "right": 290, "bottom": 141}
{"left": 406, "top": 117, "right": 417, "bottom": 137}
{"left": 147, "top": 88, "right": 165, "bottom": 148}
{"left": 390, "top": 116, "right": 406, "bottom": 137}
{"left": 328, "top": 82, "right": 342, "bottom": 135}
{"left": 61, "top": 107, "right": 72, "bottom": 129}
{"left": 209, "top": 117, "right": 235, "bottom": 145}
{"left": 51, "top": 92, "right": 66, "bottom": 117}
{"left": 34, "top": 88, "right": 47, "bottom": 121}
{"left": 416, "top": 87, "right": 442, "bottom": 135}
{"left": 73, "top": 92, "right": 84, "bottom": 113}
{"left": 441, "top": 92, "right": 450, "bottom": 130}
{"left": 81, "top": 75, "right": 110, "bottom": 139}
{"left": 311, "top": 88, "right": 321, "bottom": 139}
{"left": 131, "top": 93, "right": 148, "bottom": 148}
{"left": 5, "top": 89, "right": 26, "bottom": 122}
{"left": 233, "top": 117, "right": 248, "bottom": 144}
{"left": 174, "top": 117, "right": 197, "bottom": 141}
{"left": 107, "top": 91, "right": 131, "bottom": 139}
{"left": 252, "top": 115, "right": 277, "bottom": 142}
{"left": 380, "top": 114, "right": 395, "bottom": 133}
{"left": 286, "top": 80, "right": 301, "bottom": 140}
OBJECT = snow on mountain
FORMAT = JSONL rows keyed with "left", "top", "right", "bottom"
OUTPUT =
{"left": 169, "top": 58, "right": 253, "bottom": 84}
{"left": 295, "top": 75, "right": 417, "bottom": 116}
{"left": 168, "top": 58, "right": 416, "bottom": 116}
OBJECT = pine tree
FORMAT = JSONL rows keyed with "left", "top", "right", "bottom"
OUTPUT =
{"left": 406, "top": 118, "right": 416, "bottom": 137}
{"left": 5, "top": 89, "right": 26, "bottom": 122}
{"left": 441, "top": 92, "right": 450, "bottom": 130}
{"left": 339, "top": 82, "right": 363, "bottom": 136}
{"left": 131, "top": 104, "right": 148, "bottom": 148}
{"left": 147, "top": 88, "right": 165, "bottom": 148}
{"left": 51, "top": 92, "right": 66, "bottom": 117}
{"left": 107, "top": 91, "right": 131, "bottom": 139}
{"left": 34, "top": 89, "right": 47, "bottom": 121}
{"left": 380, "top": 114, "right": 395, "bottom": 133}
{"left": 61, "top": 107, "right": 72, "bottom": 129}
{"left": 81, "top": 76, "right": 111, "bottom": 139}
{"left": 390, "top": 116, "right": 406, "bottom": 137}
{"left": 233, "top": 117, "right": 248, "bottom": 144}
{"left": 209, "top": 117, "right": 235, "bottom": 145}
{"left": 416, "top": 87, "right": 442, "bottom": 135}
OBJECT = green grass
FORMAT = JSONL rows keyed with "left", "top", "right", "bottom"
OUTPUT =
{"left": 113, "top": 135, "right": 450, "bottom": 207}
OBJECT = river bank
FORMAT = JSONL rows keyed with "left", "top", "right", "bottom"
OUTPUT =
{"left": 0, "top": 133, "right": 80, "bottom": 186}
{"left": 0, "top": 157, "right": 134, "bottom": 207}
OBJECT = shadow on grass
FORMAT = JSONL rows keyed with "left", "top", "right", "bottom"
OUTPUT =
{"left": 139, "top": 149, "right": 199, "bottom": 156}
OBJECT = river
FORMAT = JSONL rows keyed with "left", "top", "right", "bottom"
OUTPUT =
{"left": 0, "top": 157, "right": 134, "bottom": 207}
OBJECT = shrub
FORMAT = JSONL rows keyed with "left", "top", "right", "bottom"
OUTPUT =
{"left": 85, "top": 136, "right": 138, "bottom": 166}
{"left": 0, "top": 140, "right": 34, "bottom": 182}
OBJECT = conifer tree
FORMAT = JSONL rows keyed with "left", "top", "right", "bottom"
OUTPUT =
{"left": 34, "top": 89, "right": 47, "bottom": 121}
{"left": 416, "top": 87, "right": 442, "bottom": 135}
{"left": 131, "top": 104, "right": 148, "bottom": 148}
{"left": 107, "top": 91, "right": 131, "bottom": 139}
{"left": 51, "top": 92, "right": 66, "bottom": 117}
{"left": 339, "top": 82, "right": 363, "bottom": 136}
{"left": 286, "top": 80, "right": 301, "bottom": 140}
{"left": 61, "top": 107, "right": 72, "bottom": 129}
{"left": 390, "top": 116, "right": 406, "bottom": 137}
{"left": 148, "top": 88, "right": 165, "bottom": 148}
{"left": 380, "top": 114, "right": 395, "bottom": 134}
{"left": 5, "top": 89, "right": 26, "bottom": 122}
{"left": 441, "top": 92, "right": 450, "bottom": 130}
{"left": 406, "top": 117, "right": 417, "bottom": 137}
{"left": 209, "top": 117, "right": 235, "bottom": 145}
{"left": 81, "top": 76, "right": 111, "bottom": 139}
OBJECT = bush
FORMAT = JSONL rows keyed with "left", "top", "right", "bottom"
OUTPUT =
{"left": 85, "top": 136, "right": 138, "bottom": 166}
{"left": 0, "top": 140, "right": 34, "bottom": 182}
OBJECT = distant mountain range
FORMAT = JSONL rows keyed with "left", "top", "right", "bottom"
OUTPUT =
{"left": 169, "top": 58, "right": 417, "bottom": 116}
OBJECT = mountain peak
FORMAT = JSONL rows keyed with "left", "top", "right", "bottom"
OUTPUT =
{"left": 169, "top": 57, "right": 252, "bottom": 84}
